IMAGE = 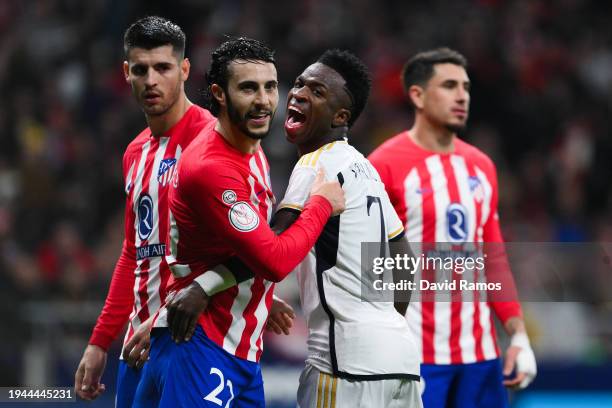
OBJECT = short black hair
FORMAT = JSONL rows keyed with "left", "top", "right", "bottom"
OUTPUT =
{"left": 317, "top": 49, "right": 371, "bottom": 128}
{"left": 204, "top": 37, "right": 276, "bottom": 116}
{"left": 123, "top": 16, "right": 186, "bottom": 58}
{"left": 401, "top": 47, "right": 467, "bottom": 95}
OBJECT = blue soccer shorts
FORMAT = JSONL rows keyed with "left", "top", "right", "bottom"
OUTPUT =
{"left": 132, "top": 328, "right": 174, "bottom": 408}
{"left": 421, "top": 358, "right": 509, "bottom": 408}
{"left": 160, "top": 326, "right": 265, "bottom": 407}
{"left": 115, "top": 359, "right": 142, "bottom": 408}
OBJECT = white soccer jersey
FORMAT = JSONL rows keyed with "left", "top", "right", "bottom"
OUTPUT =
{"left": 278, "top": 140, "right": 420, "bottom": 380}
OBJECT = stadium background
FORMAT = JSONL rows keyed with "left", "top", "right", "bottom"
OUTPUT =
{"left": 0, "top": 0, "right": 611, "bottom": 406}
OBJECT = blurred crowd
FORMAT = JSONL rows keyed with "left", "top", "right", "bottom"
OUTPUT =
{"left": 0, "top": 0, "right": 611, "bottom": 387}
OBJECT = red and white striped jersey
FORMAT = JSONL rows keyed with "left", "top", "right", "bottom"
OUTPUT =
{"left": 164, "top": 129, "right": 333, "bottom": 362}
{"left": 89, "top": 105, "right": 216, "bottom": 352}
{"left": 368, "top": 131, "right": 522, "bottom": 365}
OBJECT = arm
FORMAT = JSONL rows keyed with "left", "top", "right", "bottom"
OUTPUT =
{"left": 76, "top": 156, "right": 137, "bottom": 399}
{"left": 389, "top": 234, "right": 413, "bottom": 315}
{"left": 178, "top": 165, "right": 342, "bottom": 283}
{"left": 165, "top": 208, "right": 302, "bottom": 343}
{"left": 483, "top": 168, "right": 536, "bottom": 389}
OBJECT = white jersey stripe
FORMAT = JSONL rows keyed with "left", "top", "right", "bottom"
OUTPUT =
{"left": 222, "top": 280, "right": 253, "bottom": 355}
{"left": 403, "top": 167, "right": 423, "bottom": 360}
{"left": 403, "top": 168, "right": 423, "bottom": 243}
{"left": 425, "top": 155, "right": 451, "bottom": 364}
{"left": 450, "top": 155, "right": 478, "bottom": 363}
{"left": 142, "top": 137, "right": 169, "bottom": 316}
{"left": 129, "top": 140, "right": 151, "bottom": 329}
{"left": 247, "top": 282, "right": 274, "bottom": 361}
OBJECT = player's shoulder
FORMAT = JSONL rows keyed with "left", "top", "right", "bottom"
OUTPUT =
{"left": 295, "top": 139, "right": 357, "bottom": 174}
{"left": 368, "top": 131, "right": 410, "bottom": 162}
{"left": 123, "top": 127, "right": 150, "bottom": 160}
{"left": 179, "top": 132, "right": 243, "bottom": 184}
{"left": 455, "top": 137, "right": 496, "bottom": 173}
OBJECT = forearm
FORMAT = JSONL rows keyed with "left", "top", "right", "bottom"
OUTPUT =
{"left": 504, "top": 316, "right": 526, "bottom": 336}
{"left": 390, "top": 235, "right": 412, "bottom": 315}
{"left": 89, "top": 244, "right": 136, "bottom": 350}
{"left": 237, "top": 195, "right": 331, "bottom": 282}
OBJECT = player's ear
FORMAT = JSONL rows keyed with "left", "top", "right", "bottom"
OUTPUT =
{"left": 123, "top": 61, "right": 130, "bottom": 82}
{"left": 332, "top": 108, "right": 351, "bottom": 128}
{"left": 211, "top": 84, "right": 226, "bottom": 108}
{"left": 408, "top": 84, "right": 425, "bottom": 110}
{"left": 180, "top": 58, "right": 190, "bottom": 81}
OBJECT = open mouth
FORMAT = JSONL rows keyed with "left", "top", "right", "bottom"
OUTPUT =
{"left": 285, "top": 106, "right": 306, "bottom": 130}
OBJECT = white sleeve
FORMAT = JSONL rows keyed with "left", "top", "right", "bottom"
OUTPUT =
{"left": 382, "top": 189, "right": 404, "bottom": 241}
{"left": 278, "top": 163, "right": 318, "bottom": 212}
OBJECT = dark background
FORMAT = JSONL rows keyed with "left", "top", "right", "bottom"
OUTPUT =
{"left": 0, "top": 0, "right": 611, "bottom": 406}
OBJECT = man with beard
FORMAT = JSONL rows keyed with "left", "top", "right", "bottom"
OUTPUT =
{"left": 160, "top": 49, "right": 424, "bottom": 407}
{"left": 132, "top": 37, "right": 345, "bottom": 408}
{"left": 368, "top": 47, "right": 537, "bottom": 407}
{"left": 74, "top": 16, "right": 216, "bottom": 407}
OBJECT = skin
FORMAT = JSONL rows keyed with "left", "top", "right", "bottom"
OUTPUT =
{"left": 123, "top": 45, "right": 193, "bottom": 136}
{"left": 285, "top": 62, "right": 352, "bottom": 156}
{"left": 408, "top": 62, "right": 530, "bottom": 389}
{"left": 75, "top": 44, "right": 192, "bottom": 400}
{"left": 211, "top": 59, "right": 279, "bottom": 153}
{"left": 407, "top": 63, "right": 470, "bottom": 153}
{"left": 123, "top": 58, "right": 346, "bottom": 367}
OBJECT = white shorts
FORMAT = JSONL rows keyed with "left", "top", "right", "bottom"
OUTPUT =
{"left": 297, "top": 364, "right": 423, "bottom": 408}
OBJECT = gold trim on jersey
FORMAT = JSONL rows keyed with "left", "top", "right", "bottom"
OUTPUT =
{"left": 297, "top": 139, "right": 348, "bottom": 168}
{"left": 388, "top": 226, "right": 404, "bottom": 239}
{"left": 316, "top": 373, "right": 338, "bottom": 408}
{"left": 277, "top": 203, "right": 303, "bottom": 212}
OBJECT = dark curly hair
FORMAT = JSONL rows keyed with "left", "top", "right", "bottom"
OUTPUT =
{"left": 123, "top": 16, "right": 186, "bottom": 58}
{"left": 204, "top": 37, "right": 276, "bottom": 116}
{"left": 317, "top": 49, "right": 371, "bottom": 128}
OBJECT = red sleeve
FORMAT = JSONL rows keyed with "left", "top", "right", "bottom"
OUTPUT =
{"left": 185, "top": 162, "right": 332, "bottom": 282}
{"left": 88, "top": 153, "right": 137, "bottom": 351}
{"left": 89, "top": 239, "right": 136, "bottom": 350}
{"left": 483, "top": 164, "right": 523, "bottom": 324}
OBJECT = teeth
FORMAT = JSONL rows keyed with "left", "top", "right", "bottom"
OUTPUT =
{"left": 288, "top": 106, "right": 303, "bottom": 114}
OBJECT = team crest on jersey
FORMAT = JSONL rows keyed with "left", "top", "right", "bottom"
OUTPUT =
{"left": 137, "top": 194, "right": 154, "bottom": 240}
{"left": 468, "top": 175, "right": 484, "bottom": 203}
{"left": 228, "top": 201, "right": 259, "bottom": 232}
{"left": 446, "top": 203, "right": 468, "bottom": 242}
{"left": 158, "top": 158, "right": 177, "bottom": 186}
{"left": 222, "top": 190, "right": 237, "bottom": 205}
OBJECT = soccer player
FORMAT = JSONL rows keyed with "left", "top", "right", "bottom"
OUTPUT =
{"left": 164, "top": 49, "right": 423, "bottom": 408}
{"left": 368, "top": 47, "right": 537, "bottom": 407}
{"left": 132, "top": 37, "right": 345, "bottom": 408}
{"left": 73, "top": 16, "right": 216, "bottom": 407}
{"left": 278, "top": 49, "right": 422, "bottom": 408}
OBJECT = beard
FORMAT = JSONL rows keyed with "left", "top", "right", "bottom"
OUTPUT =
{"left": 445, "top": 122, "right": 467, "bottom": 135}
{"left": 227, "top": 94, "right": 274, "bottom": 140}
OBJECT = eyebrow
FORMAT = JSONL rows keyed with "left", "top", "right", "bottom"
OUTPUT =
{"left": 297, "top": 75, "right": 328, "bottom": 89}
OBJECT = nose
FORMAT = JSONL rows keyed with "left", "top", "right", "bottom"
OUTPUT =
{"left": 144, "top": 67, "right": 158, "bottom": 88}
{"left": 456, "top": 87, "right": 468, "bottom": 104}
{"left": 254, "top": 87, "right": 270, "bottom": 108}
{"left": 290, "top": 86, "right": 307, "bottom": 103}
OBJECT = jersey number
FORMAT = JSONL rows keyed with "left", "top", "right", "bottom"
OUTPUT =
{"left": 367, "top": 195, "right": 386, "bottom": 257}
{"left": 203, "top": 367, "right": 235, "bottom": 407}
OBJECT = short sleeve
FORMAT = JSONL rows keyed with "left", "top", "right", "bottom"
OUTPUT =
{"left": 382, "top": 189, "right": 404, "bottom": 241}
{"left": 278, "top": 163, "right": 317, "bottom": 212}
